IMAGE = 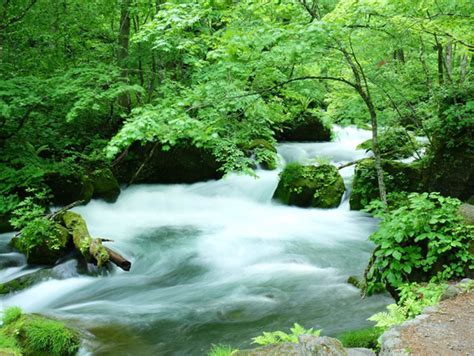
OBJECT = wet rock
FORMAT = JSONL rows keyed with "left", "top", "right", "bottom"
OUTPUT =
{"left": 276, "top": 113, "right": 332, "bottom": 142}
{"left": 44, "top": 171, "right": 94, "bottom": 205}
{"left": 274, "top": 163, "right": 345, "bottom": 208}
{"left": 11, "top": 223, "right": 72, "bottom": 265}
{"left": 90, "top": 168, "right": 121, "bottom": 202}
{"left": 0, "top": 269, "right": 53, "bottom": 295}
{"left": 346, "top": 348, "right": 376, "bottom": 356}
{"left": 113, "top": 142, "right": 223, "bottom": 184}
{"left": 350, "top": 159, "right": 423, "bottom": 210}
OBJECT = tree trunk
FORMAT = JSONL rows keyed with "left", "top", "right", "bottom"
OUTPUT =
{"left": 445, "top": 40, "right": 453, "bottom": 80}
{"left": 118, "top": 0, "right": 131, "bottom": 111}
{"left": 62, "top": 211, "right": 110, "bottom": 267}
{"left": 436, "top": 39, "right": 444, "bottom": 85}
{"left": 460, "top": 54, "right": 468, "bottom": 83}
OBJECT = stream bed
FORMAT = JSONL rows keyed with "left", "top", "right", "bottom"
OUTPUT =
{"left": 0, "top": 126, "right": 392, "bottom": 355}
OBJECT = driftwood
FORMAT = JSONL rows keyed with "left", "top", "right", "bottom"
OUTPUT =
{"left": 60, "top": 211, "right": 131, "bottom": 271}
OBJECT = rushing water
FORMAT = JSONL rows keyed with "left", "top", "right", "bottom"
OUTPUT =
{"left": 0, "top": 126, "right": 392, "bottom": 355}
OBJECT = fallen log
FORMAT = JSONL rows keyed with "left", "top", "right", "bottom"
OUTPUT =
{"left": 104, "top": 247, "right": 131, "bottom": 271}
{"left": 62, "top": 211, "right": 110, "bottom": 267}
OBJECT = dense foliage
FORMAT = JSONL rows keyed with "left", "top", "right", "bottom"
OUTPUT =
{"left": 365, "top": 193, "right": 473, "bottom": 295}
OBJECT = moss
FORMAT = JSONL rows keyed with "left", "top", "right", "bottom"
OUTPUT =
{"left": 357, "top": 128, "right": 420, "bottom": 159}
{"left": 350, "top": 159, "right": 423, "bottom": 210}
{"left": 0, "top": 269, "right": 55, "bottom": 295}
{"left": 90, "top": 168, "right": 121, "bottom": 202}
{"left": 11, "top": 223, "right": 71, "bottom": 265}
{"left": 0, "top": 332, "right": 22, "bottom": 356}
{"left": 1, "top": 308, "right": 80, "bottom": 356}
{"left": 273, "top": 163, "right": 345, "bottom": 208}
{"left": 337, "top": 327, "right": 382, "bottom": 351}
{"left": 276, "top": 113, "right": 332, "bottom": 142}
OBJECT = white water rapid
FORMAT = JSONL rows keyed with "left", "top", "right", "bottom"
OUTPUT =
{"left": 0, "top": 126, "right": 392, "bottom": 355}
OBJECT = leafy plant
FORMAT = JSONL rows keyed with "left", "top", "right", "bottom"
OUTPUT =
{"left": 365, "top": 192, "right": 473, "bottom": 294}
{"left": 252, "top": 323, "right": 321, "bottom": 346}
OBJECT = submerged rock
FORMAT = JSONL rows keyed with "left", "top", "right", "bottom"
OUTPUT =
{"left": 273, "top": 163, "right": 345, "bottom": 208}
{"left": 276, "top": 113, "right": 332, "bottom": 142}
{"left": 114, "top": 142, "right": 224, "bottom": 184}
{"left": 350, "top": 159, "right": 423, "bottom": 210}
{"left": 90, "top": 168, "right": 121, "bottom": 202}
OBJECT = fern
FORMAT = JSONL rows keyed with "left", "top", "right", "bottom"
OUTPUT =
{"left": 252, "top": 323, "right": 321, "bottom": 346}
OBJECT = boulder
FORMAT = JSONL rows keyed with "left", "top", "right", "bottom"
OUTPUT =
{"left": 11, "top": 223, "right": 71, "bottom": 265}
{"left": 90, "top": 168, "right": 121, "bottom": 202}
{"left": 350, "top": 159, "right": 423, "bottom": 210}
{"left": 113, "top": 142, "right": 224, "bottom": 184}
{"left": 276, "top": 113, "right": 332, "bottom": 142}
{"left": 0, "top": 269, "right": 54, "bottom": 295}
{"left": 273, "top": 163, "right": 345, "bottom": 208}
{"left": 357, "top": 128, "right": 420, "bottom": 160}
{"left": 236, "top": 335, "right": 347, "bottom": 355}
{"left": 44, "top": 171, "right": 94, "bottom": 205}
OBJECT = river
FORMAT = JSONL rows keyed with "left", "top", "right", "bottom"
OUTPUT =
{"left": 0, "top": 126, "right": 392, "bottom": 355}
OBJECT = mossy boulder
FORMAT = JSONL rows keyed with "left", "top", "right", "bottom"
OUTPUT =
{"left": 275, "top": 113, "right": 332, "bottom": 142}
{"left": 245, "top": 139, "right": 278, "bottom": 170}
{"left": 90, "top": 168, "right": 120, "bottom": 202}
{"left": 0, "top": 307, "right": 80, "bottom": 356}
{"left": 357, "top": 128, "right": 420, "bottom": 159}
{"left": 422, "top": 142, "right": 473, "bottom": 201}
{"left": 11, "top": 223, "right": 71, "bottom": 265}
{"left": 273, "top": 163, "right": 345, "bottom": 208}
{"left": 350, "top": 159, "right": 423, "bottom": 210}
{"left": 114, "top": 142, "right": 224, "bottom": 184}
{"left": 0, "top": 269, "right": 55, "bottom": 295}
{"left": 44, "top": 172, "right": 94, "bottom": 205}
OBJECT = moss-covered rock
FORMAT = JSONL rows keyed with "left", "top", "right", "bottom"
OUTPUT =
{"left": 357, "top": 128, "right": 420, "bottom": 159}
{"left": 273, "top": 163, "right": 345, "bottom": 208}
{"left": 275, "top": 113, "right": 332, "bottom": 142}
{"left": 0, "top": 307, "right": 80, "bottom": 356}
{"left": 114, "top": 142, "right": 224, "bottom": 184}
{"left": 350, "top": 159, "right": 423, "bottom": 210}
{"left": 245, "top": 139, "right": 278, "bottom": 170}
{"left": 11, "top": 223, "right": 71, "bottom": 265}
{"left": 0, "top": 269, "right": 55, "bottom": 295}
{"left": 44, "top": 172, "right": 94, "bottom": 205}
{"left": 90, "top": 168, "right": 120, "bottom": 202}
{"left": 422, "top": 142, "right": 473, "bottom": 201}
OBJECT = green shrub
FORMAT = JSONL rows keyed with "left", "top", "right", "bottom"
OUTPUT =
{"left": 365, "top": 192, "right": 473, "bottom": 294}
{"left": 337, "top": 327, "right": 382, "bottom": 350}
{"left": 252, "top": 323, "right": 321, "bottom": 346}
{"left": 2, "top": 307, "right": 23, "bottom": 325}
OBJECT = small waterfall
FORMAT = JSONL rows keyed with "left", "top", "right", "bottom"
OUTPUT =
{"left": 0, "top": 126, "right": 391, "bottom": 355}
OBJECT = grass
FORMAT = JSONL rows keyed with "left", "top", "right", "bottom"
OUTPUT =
{"left": 337, "top": 327, "right": 382, "bottom": 351}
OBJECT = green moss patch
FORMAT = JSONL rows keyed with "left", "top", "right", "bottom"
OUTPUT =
{"left": 337, "top": 327, "right": 382, "bottom": 350}
{"left": 1, "top": 307, "right": 80, "bottom": 356}
{"left": 273, "top": 163, "right": 345, "bottom": 208}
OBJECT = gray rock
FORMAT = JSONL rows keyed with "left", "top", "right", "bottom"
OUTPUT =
{"left": 346, "top": 348, "right": 376, "bottom": 356}
{"left": 440, "top": 285, "right": 460, "bottom": 301}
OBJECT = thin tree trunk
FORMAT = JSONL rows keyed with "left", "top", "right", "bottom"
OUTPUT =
{"left": 445, "top": 40, "right": 453, "bottom": 80}
{"left": 435, "top": 36, "right": 444, "bottom": 85}
{"left": 460, "top": 54, "right": 468, "bottom": 82}
{"left": 118, "top": 0, "right": 131, "bottom": 111}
